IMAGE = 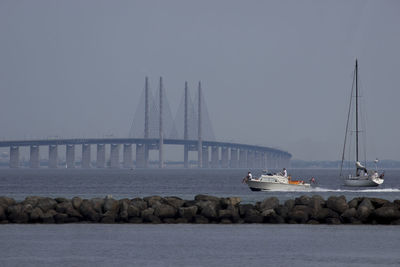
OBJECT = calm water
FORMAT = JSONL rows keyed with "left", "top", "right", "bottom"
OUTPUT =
{"left": 1, "top": 224, "right": 400, "bottom": 267}
{"left": 0, "top": 168, "right": 399, "bottom": 202}
{"left": 0, "top": 168, "right": 400, "bottom": 266}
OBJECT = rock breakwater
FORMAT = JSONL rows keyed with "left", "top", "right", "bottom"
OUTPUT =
{"left": 1, "top": 195, "right": 400, "bottom": 224}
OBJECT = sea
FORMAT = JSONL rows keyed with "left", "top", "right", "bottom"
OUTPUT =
{"left": 0, "top": 168, "right": 399, "bottom": 266}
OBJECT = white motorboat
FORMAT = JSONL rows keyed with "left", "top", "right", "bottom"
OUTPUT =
{"left": 340, "top": 59, "right": 385, "bottom": 187}
{"left": 246, "top": 172, "right": 311, "bottom": 191}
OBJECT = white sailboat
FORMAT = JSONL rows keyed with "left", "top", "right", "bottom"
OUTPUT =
{"left": 340, "top": 59, "right": 384, "bottom": 187}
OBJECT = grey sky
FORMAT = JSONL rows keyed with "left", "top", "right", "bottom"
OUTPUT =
{"left": 0, "top": 0, "right": 399, "bottom": 161}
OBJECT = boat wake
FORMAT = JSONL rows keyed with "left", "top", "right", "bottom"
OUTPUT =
{"left": 310, "top": 187, "right": 400, "bottom": 193}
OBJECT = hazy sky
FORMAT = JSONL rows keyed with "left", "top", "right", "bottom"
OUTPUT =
{"left": 0, "top": 0, "right": 399, "bottom": 161}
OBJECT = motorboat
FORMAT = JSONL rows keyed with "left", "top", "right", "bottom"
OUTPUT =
{"left": 340, "top": 59, "right": 385, "bottom": 187}
{"left": 245, "top": 172, "right": 311, "bottom": 191}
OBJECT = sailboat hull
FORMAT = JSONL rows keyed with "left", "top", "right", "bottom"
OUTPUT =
{"left": 343, "top": 176, "right": 383, "bottom": 187}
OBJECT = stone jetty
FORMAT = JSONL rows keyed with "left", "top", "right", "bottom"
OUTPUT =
{"left": 1, "top": 195, "right": 400, "bottom": 224}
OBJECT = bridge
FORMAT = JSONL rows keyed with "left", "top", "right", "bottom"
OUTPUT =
{"left": 0, "top": 77, "right": 291, "bottom": 169}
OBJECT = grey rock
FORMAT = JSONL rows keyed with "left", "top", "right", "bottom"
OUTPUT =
{"left": 163, "top": 197, "right": 184, "bottom": 209}
{"left": 327, "top": 196, "right": 348, "bottom": 214}
{"left": 143, "top": 214, "right": 161, "bottom": 223}
{"left": 127, "top": 205, "right": 141, "bottom": 218}
{"left": 36, "top": 197, "right": 57, "bottom": 213}
{"left": 104, "top": 198, "right": 119, "bottom": 214}
{"left": 154, "top": 204, "right": 176, "bottom": 218}
{"left": 220, "top": 197, "right": 241, "bottom": 208}
{"left": 90, "top": 198, "right": 104, "bottom": 214}
{"left": 0, "top": 206, "right": 6, "bottom": 221}
{"left": 370, "top": 198, "right": 390, "bottom": 209}
{"left": 295, "top": 195, "right": 311, "bottom": 206}
{"left": 0, "top": 196, "right": 16, "bottom": 209}
{"left": 284, "top": 199, "right": 295, "bottom": 210}
{"left": 8, "top": 204, "right": 29, "bottom": 223}
{"left": 141, "top": 208, "right": 154, "bottom": 218}
{"left": 178, "top": 206, "right": 198, "bottom": 218}
{"left": 373, "top": 206, "right": 400, "bottom": 223}
{"left": 79, "top": 200, "right": 100, "bottom": 222}
{"left": 341, "top": 208, "right": 357, "bottom": 223}
{"left": 348, "top": 198, "right": 361, "bottom": 209}
{"left": 128, "top": 217, "right": 143, "bottom": 223}
{"left": 54, "top": 213, "right": 69, "bottom": 223}
{"left": 55, "top": 201, "right": 73, "bottom": 213}
{"left": 130, "top": 199, "right": 148, "bottom": 211}
{"left": 144, "top": 196, "right": 163, "bottom": 207}
{"left": 259, "top": 197, "right": 279, "bottom": 211}
{"left": 194, "top": 195, "right": 220, "bottom": 202}
{"left": 72, "top": 197, "right": 83, "bottom": 210}
{"left": 194, "top": 215, "right": 209, "bottom": 224}
{"left": 30, "top": 207, "right": 44, "bottom": 222}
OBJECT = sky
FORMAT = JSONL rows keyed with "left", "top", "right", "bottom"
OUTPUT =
{"left": 0, "top": 0, "right": 399, "bottom": 161}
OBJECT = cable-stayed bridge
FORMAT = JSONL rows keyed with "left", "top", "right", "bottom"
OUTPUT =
{"left": 0, "top": 77, "right": 291, "bottom": 169}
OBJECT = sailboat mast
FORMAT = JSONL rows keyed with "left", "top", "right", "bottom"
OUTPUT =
{"left": 355, "top": 59, "right": 359, "bottom": 163}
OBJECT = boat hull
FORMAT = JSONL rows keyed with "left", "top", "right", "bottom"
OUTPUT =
{"left": 247, "top": 180, "right": 311, "bottom": 191}
{"left": 343, "top": 176, "right": 384, "bottom": 187}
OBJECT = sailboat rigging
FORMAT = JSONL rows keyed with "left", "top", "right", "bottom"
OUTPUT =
{"left": 340, "top": 59, "right": 384, "bottom": 187}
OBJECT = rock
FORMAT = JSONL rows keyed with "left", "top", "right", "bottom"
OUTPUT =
{"left": 194, "top": 215, "right": 209, "bottom": 224}
{"left": 244, "top": 214, "right": 263, "bottom": 223}
{"left": 220, "top": 218, "right": 232, "bottom": 224}
{"left": 178, "top": 206, "right": 198, "bottom": 219}
{"left": 72, "top": 197, "right": 83, "bottom": 210}
{"left": 373, "top": 206, "right": 400, "bottom": 223}
{"left": 284, "top": 199, "right": 295, "bottom": 210}
{"left": 36, "top": 197, "right": 57, "bottom": 213}
{"left": 163, "top": 218, "right": 177, "bottom": 224}
{"left": 307, "top": 219, "right": 320, "bottom": 224}
{"left": 313, "top": 208, "right": 339, "bottom": 222}
{"left": 259, "top": 197, "right": 279, "bottom": 211}
{"left": 288, "top": 209, "right": 309, "bottom": 224}
{"left": 127, "top": 205, "right": 141, "bottom": 218}
{"left": 141, "top": 208, "right": 155, "bottom": 218}
{"left": 65, "top": 207, "right": 82, "bottom": 219}
{"left": 238, "top": 204, "right": 255, "bottom": 217}
{"left": 143, "top": 214, "right": 161, "bottom": 224}
{"left": 348, "top": 198, "right": 361, "bottom": 209}
{"left": 55, "top": 201, "right": 73, "bottom": 213}
{"left": 295, "top": 195, "right": 311, "bottom": 206}
{"left": 163, "top": 197, "right": 185, "bottom": 209}
{"left": 41, "top": 210, "right": 56, "bottom": 223}
{"left": 357, "top": 198, "right": 374, "bottom": 222}
{"left": 370, "top": 198, "right": 389, "bottom": 209}
{"left": 128, "top": 217, "right": 143, "bottom": 223}
{"left": 326, "top": 218, "right": 342, "bottom": 224}
{"left": 0, "top": 206, "right": 6, "bottom": 221}
{"left": 101, "top": 211, "right": 116, "bottom": 223}
{"left": 30, "top": 207, "right": 44, "bottom": 222}
{"left": 55, "top": 197, "right": 69, "bottom": 203}
{"left": 22, "top": 196, "right": 41, "bottom": 207}
{"left": 274, "top": 206, "right": 289, "bottom": 219}
{"left": 261, "top": 209, "right": 275, "bottom": 217}
{"left": 175, "top": 218, "right": 189, "bottom": 224}
{"left": 54, "top": 213, "right": 69, "bottom": 223}
{"left": 220, "top": 197, "right": 241, "bottom": 208}
{"left": 194, "top": 195, "right": 220, "bottom": 202}
{"left": 0, "top": 196, "right": 16, "bottom": 208}
{"left": 265, "top": 214, "right": 285, "bottom": 224}
{"left": 90, "top": 198, "right": 104, "bottom": 214}
{"left": 341, "top": 208, "right": 357, "bottom": 223}
{"left": 104, "top": 198, "right": 119, "bottom": 215}
{"left": 154, "top": 204, "right": 176, "bottom": 218}
{"left": 130, "top": 198, "right": 148, "bottom": 211}
{"left": 7, "top": 204, "right": 29, "bottom": 223}
{"left": 200, "top": 205, "right": 218, "bottom": 220}
{"left": 218, "top": 206, "right": 239, "bottom": 220}
{"left": 79, "top": 200, "right": 100, "bottom": 222}
{"left": 327, "top": 196, "right": 348, "bottom": 214}
{"left": 183, "top": 200, "right": 197, "bottom": 207}
{"left": 144, "top": 196, "right": 163, "bottom": 207}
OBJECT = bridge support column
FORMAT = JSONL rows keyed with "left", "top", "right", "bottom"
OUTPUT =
{"left": 261, "top": 152, "right": 266, "bottom": 169}
{"left": 211, "top": 146, "right": 219, "bottom": 168}
{"left": 82, "top": 144, "right": 91, "bottom": 168}
{"left": 96, "top": 144, "right": 105, "bottom": 168}
{"left": 202, "top": 146, "right": 209, "bottom": 168}
{"left": 110, "top": 144, "right": 120, "bottom": 169}
{"left": 184, "top": 145, "right": 189, "bottom": 168}
{"left": 230, "top": 148, "right": 238, "bottom": 168}
{"left": 30, "top": 145, "right": 40, "bottom": 168}
{"left": 221, "top": 147, "right": 229, "bottom": 168}
{"left": 254, "top": 151, "right": 261, "bottom": 169}
{"left": 247, "top": 150, "right": 255, "bottom": 169}
{"left": 48, "top": 145, "right": 58, "bottom": 168}
{"left": 123, "top": 144, "right": 132, "bottom": 169}
{"left": 66, "top": 144, "right": 75, "bottom": 168}
{"left": 136, "top": 144, "right": 146, "bottom": 168}
{"left": 239, "top": 149, "right": 247, "bottom": 168}
{"left": 10, "top": 146, "right": 19, "bottom": 168}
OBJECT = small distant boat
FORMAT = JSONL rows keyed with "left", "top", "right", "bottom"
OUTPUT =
{"left": 245, "top": 171, "right": 311, "bottom": 191}
{"left": 340, "top": 59, "right": 384, "bottom": 187}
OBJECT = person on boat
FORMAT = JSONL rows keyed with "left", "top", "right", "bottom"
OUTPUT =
{"left": 242, "top": 172, "right": 252, "bottom": 183}
{"left": 282, "top": 168, "right": 287, "bottom": 177}
{"left": 310, "top": 177, "right": 317, "bottom": 184}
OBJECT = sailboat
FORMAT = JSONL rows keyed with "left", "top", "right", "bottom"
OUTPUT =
{"left": 340, "top": 59, "right": 384, "bottom": 187}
